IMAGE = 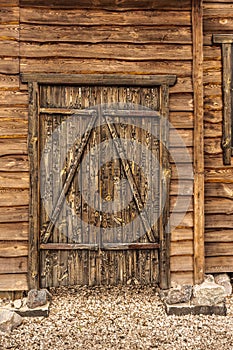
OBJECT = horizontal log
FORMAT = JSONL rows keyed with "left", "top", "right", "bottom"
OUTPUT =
{"left": 0, "top": 118, "right": 28, "bottom": 137}
{"left": 0, "top": 91, "right": 28, "bottom": 106}
{"left": 170, "top": 195, "right": 193, "bottom": 213}
{"left": 0, "top": 138, "right": 27, "bottom": 156}
{"left": 204, "top": 122, "right": 221, "bottom": 138}
{"left": 203, "top": 60, "right": 221, "bottom": 72}
{"left": 204, "top": 110, "right": 222, "bottom": 124}
{"left": 20, "top": 59, "right": 192, "bottom": 76}
{"left": 170, "top": 180, "right": 193, "bottom": 196}
{"left": 20, "top": 24, "right": 192, "bottom": 44}
{"left": 171, "top": 271, "right": 193, "bottom": 285}
{"left": 0, "top": 241, "right": 28, "bottom": 257}
{"left": 171, "top": 228, "right": 193, "bottom": 241}
{"left": 204, "top": 96, "right": 222, "bottom": 111}
{"left": 172, "top": 212, "right": 193, "bottom": 228}
{"left": 0, "top": 222, "right": 28, "bottom": 240}
{"left": 170, "top": 255, "right": 193, "bottom": 272}
{"left": 0, "top": 24, "right": 18, "bottom": 40}
{"left": 0, "top": 172, "right": 29, "bottom": 188}
{"left": 19, "top": 42, "right": 192, "bottom": 60}
{"left": 0, "top": 274, "right": 28, "bottom": 291}
{"left": 0, "top": 41, "right": 18, "bottom": 57}
{"left": 170, "top": 77, "right": 192, "bottom": 93}
{"left": 19, "top": 0, "right": 191, "bottom": 10}
{"left": 205, "top": 242, "right": 233, "bottom": 256}
{"left": 205, "top": 167, "right": 233, "bottom": 183}
{"left": 170, "top": 240, "right": 193, "bottom": 256}
{"left": 0, "top": 58, "right": 19, "bottom": 74}
{"left": 169, "top": 112, "right": 193, "bottom": 129}
{"left": 204, "top": 18, "right": 233, "bottom": 32}
{"left": 169, "top": 93, "right": 193, "bottom": 112}
{"left": 0, "top": 7, "right": 19, "bottom": 24}
{"left": 205, "top": 214, "right": 233, "bottom": 229}
{"left": 169, "top": 147, "right": 193, "bottom": 163}
{"left": 205, "top": 183, "right": 233, "bottom": 199}
{"left": 0, "top": 188, "right": 29, "bottom": 206}
{"left": 204, "top": 154, "right": 227, "bottom": 167}
{"left": 204, "top": 138, "right": 222, "bottom": 155}
{"left": 205, "top": 197, "right": 233, "bottom": 214}
{"left": 203, "top": 46, "right": 221, "bottom": 61}
{"left": 0, "top": 155, "right": 28, "bottom": 172}
{"left": 205, "top": 229, "right": 233, "bottom": 243}
{"left": 170, "top": 128, "right": 193, "bottom": 147}
{"left": 205, "top": 256, "right": 233, "bottom": 274}
{"left": 0, "top": 257, "right": 27, "bottom": 274}
{"left": 204, "top": 72, "right": 222, "bottom": 85}
{"left": 0, "top": 206, "right": 28, "bottom": 222}
{"left": 204, "top": 6, "right": 233, "bottom": 18}
{"left": 0, "top": 74, "right": 19, "bottom": 89}
{"left": 171, "top": 164, "right": 194, "bottom": 181}
{"left": 0, "top": 107, "right": 27, "bottom": 118}
{"left": 0, "top": 1, "right": 19, "bottom": 5}
{"left": 20, "top": 9, "right": 191, "bottom": 26}
{"left": 204, "top": 84, "right": 222, "bottom": 96}
{"left": 213, "top": 34, "right": 233, "bottom": 44}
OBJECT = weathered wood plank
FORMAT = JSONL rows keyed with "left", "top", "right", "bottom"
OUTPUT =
{"left": 204, "top": 110, "right": 222, "bottom": 124}
{"left": 170, "top": 241, "right": 193, "bottom": 256}
{"left": 170, "top": 128, "right": 193, "bottom": 147}
{"left": 171, "top": 271, "right": 193, "bottom": 285}
{"left": 20, "top": 59, "right": 192, "bottom": 76}
{"left": 0, "top": 107, "right": 28, "bottom": 118}
{"left": 0, "top": 206, "right": 28, "bottom": 223}
{"left": 0, "top": 1, "right": 19, "bottom": 5}
{"left": 0, "top": 274, "right": 28, "bottom": 291}
{"left": 205, "top": 229, "right": 233, "bottom": 243}
{"left": 170, "top": 196, "right": 193, "bottom": 213}
{"left": 171, "top": 164, "right": 194, "bottom": 180}
{"left": 170, "top": 93, "right": 193, "bottom": 111}
{"left": 205, "top": 242, "right": 233, "bottom": 256}
{"left": 0, "top": 118, "right": 28, "bottom": 137}
{"left": 0, "top": 41, "right": 18, "bottom": 57}
{"left": 204, "top": 137, "right": 222, "bottom": 155}
{"left": 0, "top": 257, "right": 27, "bottom": 274}
{"left": 19, "top": 0, "right": 192, "bottom": 10}
{"left": 205, "top": 256, "right": 233, "bottom": 274}
{"left": 173, "top": 212, "right": 194, "bottom": 228}
{"left": 204, "top": 122, "right": 221, "bottom": 138}
{"left": 0, "top": 58, "right": 18, "bottom": 74}
{"left": 205, "top": 197, "right": 233, "bottom": 214}
{"left": 0, "top": 74, "right": 19, "bottom": 89}
{"left": 204, "top": 96, "right": 222, "bottom": 111}
{"left": 19, "top": 42, "right": 192, "bottom": 60}
{"left": 205, "top": 183, "right": 233, "bottom": 199}
{"left": 0, "top": 7, "right": 19, "bottom": 24}
{"left": 0, "top": 91, "right": 28, "bottom": 106}
{"left": 204, "top": 18, "right": 233, "bottom": 32}
{"left": 170, "top": 112, "right": 193, "bottom": 129}
{"left": 205, "top": 167, "right": 233, "bottom": 183}
{"left": 170, "top": 255, "right": 193, "bottom": 272}
{"left": 20, "top": 24, "right": 192, "bottom": 44}
{"left": 213, "top": 34, "right": 233, "bottom": 44}
{"left": 0, "top": 188, "right": 29, "bottom": 205}
{"left": 0, "top": 24, "right": 18, "bottom": 40}
{"left": 171, "top": 228, "right": 193, "bottom": 241}
{"left": 0, "top": 172, "right": 29, "bottom": 188}
{"left": 0, "top": 241, "right": 28, "bottom": 257}
{"left": 0, "top": 138, "right": 27, "bottom": 156}
{"left": 0, "top": 222, "right": 28, "bottom": 240}
{"left": 20, "top": 8, "right": 191, "bottom": 26}
{"left": 170, "top": 180, "right": 193, "bottom": 195}
{"left": 203, "top": 46, "right": 221, "bottom": 60}
{"left": 205, "top": 214, "right": 233, "bottom": 229}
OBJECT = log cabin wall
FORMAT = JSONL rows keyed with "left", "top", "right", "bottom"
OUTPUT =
{"left": 203, "top": 1, "right": 233, "bottom": 273}
{"left": 0, "top": 0, "right": 195, "bottom": 292}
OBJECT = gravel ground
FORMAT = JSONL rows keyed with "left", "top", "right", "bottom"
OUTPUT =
{"left": 1, "top": 285, "right": 233, "bottom": 350}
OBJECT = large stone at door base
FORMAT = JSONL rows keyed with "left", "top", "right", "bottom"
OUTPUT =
{"left": 165, "top": 301, "right": 226, "bottom": 316}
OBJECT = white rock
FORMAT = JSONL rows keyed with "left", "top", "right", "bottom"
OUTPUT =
{"left": 192, "top": 276, "right": 226, "bottom": 306}
{"left": 0, "top": 309, "right": 22, "bottom": 333}
{"left": 215, "top": 273, "right": 232, "bottom": 296}
{"left": 13, "top": 299, "right": 22, "bottom": 309}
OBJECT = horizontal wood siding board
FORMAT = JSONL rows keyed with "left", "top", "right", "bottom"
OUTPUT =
{"left": 19, "top": 0, "right": 192, "bottom": 10}
{"left": 0, "top": 206, "right": 29, "bottom": 222}
{"left": 0, "top": 58, "right": 19, "bottom": 74}
{"left": 0, "top": 172, "right": 29, "bottom": 188}
{"left": 205, "top": 167, "right": 233, "bottom": 183}
{"left": 170, "top": 255, "right": 193, "bottom": 272}
{"left": 0, "top": 7, "right": 19, "bottom": 24}
{"left": 205, "top": 229, "right": 233, "bottom": 243}
{"left": 20, "top": 9, "right": 191, "bottom": 26}
{"left": 0, "top": 119, "right": 28, "bottom": 138}
{"left": 0, "top": 241, "right": 28, "bottom": 257}
{"left": 205, "top": 242, "right": 233, "bottom": 256}
{"left": 20, "top": 24, "right": 192, "bottom": 44}
{"left": 205, "top": 214, "right": 233, "bottom": 229}
{"left": 205, "top": 256, "right": 233, "bottom": 273}
{"left": 171, "top": 271, "right": 194, "bottom": 285}
{"left": 0, "top": 138, "right": 27, "bottom": 155}
{"left": 171, "top": 228, "right": 193, "bottom": 241}
{"left": 0, "top": 257, "right": 27, "bottom": 274}
{"left": 0, "top": 188, "right": 29, "bottom": 205}
{"left": 0, "top": 274, "right": 28, "bottom": 291}
{"left": 0, "top": 222, "right": 28, "bottom": 240}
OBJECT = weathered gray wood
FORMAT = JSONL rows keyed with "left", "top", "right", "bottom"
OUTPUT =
{"left": 40, "top": 243, "right": 159, "bottom": 250}
{"left": 28, "top": 82, "right": 39, "bottom": 290}
{"left": 21, "top": 73, "right": 176, "bottom": 86}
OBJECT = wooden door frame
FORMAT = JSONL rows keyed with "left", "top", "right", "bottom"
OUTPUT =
{"left": 21, "top": 73, "right": 176, "bottom": 290}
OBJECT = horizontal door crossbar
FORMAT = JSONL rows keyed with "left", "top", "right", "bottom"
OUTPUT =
{"left": 40, "top": 243, "right": 160, "bottom": 250}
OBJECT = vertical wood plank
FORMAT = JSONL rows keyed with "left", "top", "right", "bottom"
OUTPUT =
{"left": 28, "top": 81, "right": 39, "bottom": 290}
{"left": 192, "top": 0, "right": 204, "bottom": 284}
{"left": 159, "top": 83, "right": 171, "bottom": 289}
{"left": 222, "top": 43, "right": 232, "bottom": 165}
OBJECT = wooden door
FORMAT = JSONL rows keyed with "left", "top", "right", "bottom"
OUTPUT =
{"left": 24, "top": 74, "right": 174, "bottom": 289}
